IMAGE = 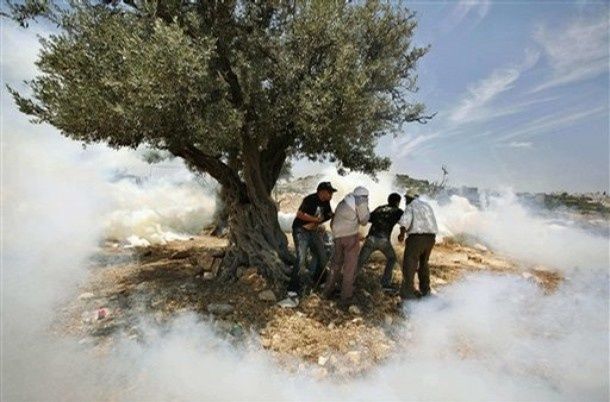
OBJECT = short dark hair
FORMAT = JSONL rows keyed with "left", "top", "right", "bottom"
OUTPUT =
{"left": 388, "top": 193, "right": 401, "bottom": 206}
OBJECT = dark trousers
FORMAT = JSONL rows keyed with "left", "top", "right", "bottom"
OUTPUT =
{"left": 400, "top": 233, "right": 436, "bottom": 298}
{"left": 289, "top": 227, "right": 327, "bottom": 292}
{"left": 357, "top": 236, "right": 397, "bottom": 286}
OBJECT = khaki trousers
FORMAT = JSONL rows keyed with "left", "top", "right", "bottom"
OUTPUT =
{"left": 400, "top": 233, "right": 436, "bottom": 298}
{"left": 324, "top": 234, "right": 360, "bottom": 301}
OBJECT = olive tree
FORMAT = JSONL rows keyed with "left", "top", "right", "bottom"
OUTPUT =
{"left": 5, "top": 0, "right": 431, "bottom": 288}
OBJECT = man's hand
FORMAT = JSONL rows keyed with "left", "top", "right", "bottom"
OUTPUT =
{"left": 397, "top": 233, "right": 405, "bottom": 243}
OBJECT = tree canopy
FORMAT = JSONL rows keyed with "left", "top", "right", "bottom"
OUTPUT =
{"left": 5, "top": 0, "right": 432, "bottom": 286}
{"left": 8, "top": 0, "right": 430, "bottom": 184}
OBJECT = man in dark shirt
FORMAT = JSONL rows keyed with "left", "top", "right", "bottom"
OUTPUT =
{"left": 357, "top": 193, "right": 403, "bottom": 289}
{"left": 289, "top": 182, "right": 336, "bottom": 293}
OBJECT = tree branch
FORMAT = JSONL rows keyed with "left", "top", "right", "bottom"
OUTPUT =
{"left": 173, "top": 144, "right": 247, "bottom": 202}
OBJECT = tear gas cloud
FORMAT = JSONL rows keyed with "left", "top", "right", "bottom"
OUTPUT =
{"left": 2, "top": 131, "right": 608, "bottom": 401}
{"left": 4, "top": 17, "right": 606, "bottom": 402}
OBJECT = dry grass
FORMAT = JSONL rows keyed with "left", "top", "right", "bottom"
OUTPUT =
{"left": 57, "top": 234, "right": 562, "bottom": 377}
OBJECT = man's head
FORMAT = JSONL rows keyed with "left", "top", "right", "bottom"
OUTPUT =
{"left": 388, "top": 193, "right": 401, "bottom": 207}
{"left": 316, "top": 181, "right": 337, "bottom": 202}
{"left": 404, "top": 189, "right": 418, "bottom": 205}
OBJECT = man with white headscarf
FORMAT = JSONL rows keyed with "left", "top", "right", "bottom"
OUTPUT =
{"left": 322, "top": 186, "right": 370, "bottom": 306}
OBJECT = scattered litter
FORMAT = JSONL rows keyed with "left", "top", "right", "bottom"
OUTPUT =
{"left": 277, "top": 292, "right": 299, "bottom": 308}
{"left": 77, "top": 292, "right": 95, "bottom": 300}
{"left": 96, "top": 308, "right": 110, "bottom": 320}
{"left": 318, "top": 355, "right": 329, "bottom": 366}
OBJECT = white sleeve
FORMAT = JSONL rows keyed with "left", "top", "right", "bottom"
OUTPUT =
{"left": 356, "top": 203, "right": 370, "bottom": 225}
{"left": 398, "top": 207, "right": 413, "bottom": 231}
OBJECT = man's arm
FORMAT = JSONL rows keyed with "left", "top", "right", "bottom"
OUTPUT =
{"left": 397, "top": 226, "right": 407, "bottom": 243}
{"left": 397, "top": 208, "right": 413, "bottom": 242}
{"left": 321, "top": 202, "right": 333, "bottom": 223}
{"left": 356, "top": 203, "right": 370, "bottom": 225}
{"left": 296, "top": 210, "right": 322, "bottom": 223}
{"left": 368, "top": 207, "right": 381, "bottom": 225}
{"left": 296, "top": 196, "right": 323, "bottom": 224}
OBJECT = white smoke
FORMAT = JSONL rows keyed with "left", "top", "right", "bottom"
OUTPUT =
{"left": 376, "top": 273, "right": 609, "bottom": 401}
{"left": 3, "top": 131, "right": 609, "bottom": 400}
{"left": 430, "top": 191, "right": 609, "bottom": 272}
{"left": 104, "top": 178, "right": 216, "bottom": 246}
{"left": 2, "top": 22, "right": 608, "bottom": 401}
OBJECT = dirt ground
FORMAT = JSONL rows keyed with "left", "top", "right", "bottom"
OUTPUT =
{"left": 56, "top": 232, "right": 561, "bottom": 378}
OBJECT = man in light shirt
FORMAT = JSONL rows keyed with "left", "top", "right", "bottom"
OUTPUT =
{"left": 397, "top": 190, "right": 438, "bottom": 300}
{"left": 323, "top": 186, "right": 370, "bottom": 306}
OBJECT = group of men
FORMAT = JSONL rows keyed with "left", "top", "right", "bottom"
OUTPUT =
{"left": 289, "top": 181, "right": 439, "bottom": 306}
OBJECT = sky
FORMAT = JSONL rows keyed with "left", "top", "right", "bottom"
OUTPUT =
{"left": 1, "top": 0, "right": 609, "bottom": 193}
{"left": 381, "top": 0, "right": 610, "bottom": 193}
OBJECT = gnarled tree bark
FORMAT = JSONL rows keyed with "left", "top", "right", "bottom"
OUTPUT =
{"left": 175, "top": 140, "right": 294, "bottom": 291}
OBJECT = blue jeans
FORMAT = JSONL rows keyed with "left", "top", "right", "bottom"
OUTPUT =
{"left": 289, "top": 227, "right": 328, "bottom": 292}
{"left": 357, "top": 236, "right": 397, "bottom": 286}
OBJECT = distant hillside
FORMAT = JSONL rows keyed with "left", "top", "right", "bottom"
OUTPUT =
{"left": 277, "top": 173, "right": 610, "bottom": 219}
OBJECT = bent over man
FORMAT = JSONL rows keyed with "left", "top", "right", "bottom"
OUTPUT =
{"left": 357, "top": 193, "right": 403, "bottom": 289}
{"left": 323, "top": 186, "right": 370, "bottom": 306}
{"left": 397, "top": 190, "right": 438, "bottom": 300}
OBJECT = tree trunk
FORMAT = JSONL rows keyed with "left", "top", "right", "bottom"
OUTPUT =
{"left": 175, "top": 140, "right": 294, "bottom": 290}
{"left": 210, "top": 187, "right": 229, "bottom": 237}
{"left": 218, "top": 193, "right": 294, "bottom": 290}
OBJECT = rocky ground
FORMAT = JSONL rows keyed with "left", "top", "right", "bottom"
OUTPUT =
{"left": 55, "top": 232, "right": 561, "bottom": 378}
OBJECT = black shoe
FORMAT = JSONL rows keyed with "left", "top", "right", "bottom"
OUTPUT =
{"left": 400, "top": 290, "right": 422, "bottom": 300}
{"left": 287, "top": 280, "right": 302, "bottom": 295}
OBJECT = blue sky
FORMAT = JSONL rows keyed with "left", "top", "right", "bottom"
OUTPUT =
{"left": 2, "top": 1, "right": 609, "bottom": 193}
{"left": 377, "top": 0, "right": 609, "bottom": 193}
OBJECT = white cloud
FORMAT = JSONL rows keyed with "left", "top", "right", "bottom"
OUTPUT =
{"left": 450, "top": 49, "right": 540, "bottom": 123}
{"left": 394, "top": 132, "right": 440, "bottom": 159}
{"left": 450, "top": 68, "right": 519, "bottom": 122}
{"left": 532, "top": 13, "right": 609, "bottom": 92}
{"left": 445, "top": 0, "right": 492, "bottom": 30}
{"left": 506, "top": 141, "right": 533, "bottom": 149}
{"left": 499, "top": 105, "right": 608, "bottom": 141}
